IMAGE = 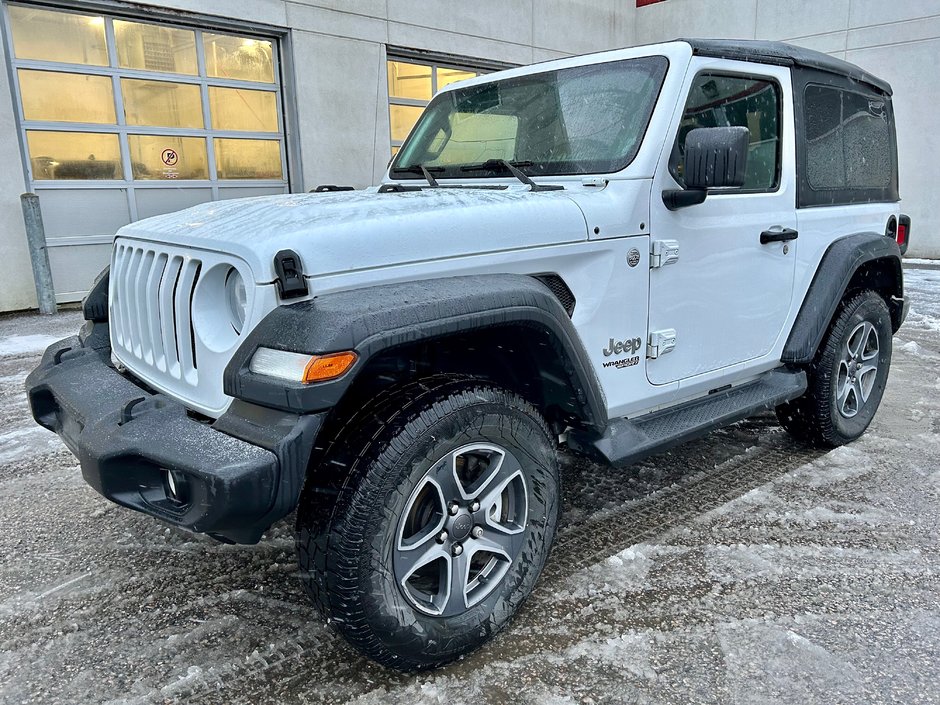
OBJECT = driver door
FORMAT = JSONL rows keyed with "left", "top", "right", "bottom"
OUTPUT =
{"left": 647, "top": 63, "right": 797, "bottom": 386}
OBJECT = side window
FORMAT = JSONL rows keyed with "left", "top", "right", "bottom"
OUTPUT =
{"left": 804, "top": 84, "right": 891, "bottom": 191}
{"left": 671, "top": 74, "right": 781, "bottom": 191}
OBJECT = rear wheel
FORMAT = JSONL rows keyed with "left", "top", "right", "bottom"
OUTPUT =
{"left": 296, "top": 376, "right": 559, "bottom": 671}
{"left": 776, "top": 290, "right": 892, "bottom": 447}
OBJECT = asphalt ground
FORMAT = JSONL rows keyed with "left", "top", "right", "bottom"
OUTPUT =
{"left": 1, "top": 266, "right": 938, "bottom": 705}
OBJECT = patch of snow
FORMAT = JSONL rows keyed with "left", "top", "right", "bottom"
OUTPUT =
{"left": 564, "top": 630, "right": 657, "bottom": 680}
{"left": 0, "top": 425, "right": 64, "bottom": 463}
{"left": 0, "top": 334, "right": 59, "bottom": 357}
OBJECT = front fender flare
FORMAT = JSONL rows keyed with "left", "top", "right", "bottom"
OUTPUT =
{"left": 224, "top": 274, "right": 607, "bottom": 430}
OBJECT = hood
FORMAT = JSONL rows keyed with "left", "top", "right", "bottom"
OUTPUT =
{"left": 115, "top": 187, "right": 590, "bottom": 282}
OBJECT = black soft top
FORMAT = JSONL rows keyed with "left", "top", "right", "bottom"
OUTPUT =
{"left": 679, "top": 38, "right": 892, "bottom": 96}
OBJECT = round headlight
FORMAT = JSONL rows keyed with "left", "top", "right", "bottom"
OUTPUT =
{"left": 224, "top": 267, "right": 247, "bottom": 333}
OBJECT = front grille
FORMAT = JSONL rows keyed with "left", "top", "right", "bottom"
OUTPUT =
{"left": 111, "top": 242, "right": 202, "bottom": 386}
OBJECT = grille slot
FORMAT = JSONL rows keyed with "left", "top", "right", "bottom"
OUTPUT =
{"left": 111, "top": 244, "right": 202, "bottom": 385}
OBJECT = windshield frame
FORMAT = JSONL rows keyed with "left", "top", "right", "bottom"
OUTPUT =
{"left": 390, "top": 55, "right": 670, "bottom": 179}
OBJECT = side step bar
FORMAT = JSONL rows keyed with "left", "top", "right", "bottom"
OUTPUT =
{"left": 568, "top": 368, "right": 807, "bottom": 467}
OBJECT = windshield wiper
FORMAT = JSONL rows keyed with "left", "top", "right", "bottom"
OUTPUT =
{"left": 390, "top": 163, "right": 444, "bottom": 187}
{"left": 459, "top": 159, "right": 562, "bottom": 192}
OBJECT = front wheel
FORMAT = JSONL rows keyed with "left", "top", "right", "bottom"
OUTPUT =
{"left": 776, "top": 290, "right": 893, "bottom": 447}
{"left": 296, "top": 377, "right": 559, "bottom": 671}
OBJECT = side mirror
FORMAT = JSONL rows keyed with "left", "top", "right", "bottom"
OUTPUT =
{"left": 663, "top": 126, "right": 749, "bottom": 210}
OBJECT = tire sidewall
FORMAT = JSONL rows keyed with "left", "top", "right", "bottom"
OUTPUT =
{"left": 824, "top": 294, "right": 892, "bottom": 441}
{"left": 347, "top": 389, "right": 558, "bottom": 666}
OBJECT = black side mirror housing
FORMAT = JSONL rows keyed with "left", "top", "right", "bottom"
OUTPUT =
{"left": 662, "top": 126, "right": 750, "bottom": 210}
{"left": 683, "top": 126, "right": 749, "bottom": 189}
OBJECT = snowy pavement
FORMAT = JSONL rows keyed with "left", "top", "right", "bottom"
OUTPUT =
{"left": 1, "top": 268, "right": 939, "bottom": 705}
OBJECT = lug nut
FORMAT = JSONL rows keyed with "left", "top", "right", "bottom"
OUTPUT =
{"left": 448, "top": 502, "right": 460, "bottom": 516}
{"left": 436, "top": 530, "right": 448, "bottom": 544}
{"left": 452, "top": 544, "right": 463, "bottom": 556}
{"left": 470, "top": 500, "right": 480, "bottom": 512}
{"left": 471, "top": 525, "right": 484, "bottom": 539}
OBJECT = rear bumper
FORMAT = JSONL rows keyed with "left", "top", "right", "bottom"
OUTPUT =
{"left": 25, "top": 323, "right": 323, "bottom": 543}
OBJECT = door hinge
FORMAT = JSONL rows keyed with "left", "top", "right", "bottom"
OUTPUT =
{"left": 650, "top": 240, "right": 679, "bottom": 269}
{"left": 647, "top": 329, "right": 677, "bottom": 359}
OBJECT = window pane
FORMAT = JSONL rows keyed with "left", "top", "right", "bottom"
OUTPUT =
{"left": 114, "top": 20, "right": 197, "bottom": 75}
{"left": 805, "top": 85, "right": 890, "bottom": 190}
{"left": 389, "top": 104, "right": 424, "bottom": 142}
{"left": 26, "top": 131, "right": 122, "bottom": 180}
{"left": 674, "top": 74, "right": 780, "bottom": 190}
{"left": 388, "top": 61, "right": 432, "bottom": 101}
{"left": 128, "top": 135, "right": 208, "bottom": 180}
{"left": 209, "top": 87, "right": 278, "bottom": 132}
{"left": 214, "top": 138, "right": 282, "bottom": 179}
{"left": 9, "top": 6, "right": 108, "bottom": 65}
{"left": 204, "top": 34, "right": 274, "bottom": 83}
{"left": 19, "top": 70, "right": 115, "bottom": 124}
{"left": 427, "top": 114, "right": 518, "bottom": 166}
{"left": 395, "top": 57, "right": 668, "bottom": 177}
{"left": 122, "top": 79, "right": 203, "bottom": 128}
{"left": 436, "top": 68, "right": 476, "bottom": 92}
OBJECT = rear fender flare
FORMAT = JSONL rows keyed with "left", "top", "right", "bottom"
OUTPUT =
{"left": 782, "top": 231, "right": 902, "bottom": 365}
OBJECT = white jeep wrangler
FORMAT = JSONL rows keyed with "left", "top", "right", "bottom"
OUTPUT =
{"left": 28, "top": 39, "right": 910, "bottom": 670}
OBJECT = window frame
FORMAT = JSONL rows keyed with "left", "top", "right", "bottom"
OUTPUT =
{"left": 670, "top": 69, "right": 784, "bottom": 195}
{"left": 1, "top": 2, "right": 291, "bottom": 206}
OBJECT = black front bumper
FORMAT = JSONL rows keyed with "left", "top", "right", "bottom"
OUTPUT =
{"left": 25, "top": 323, "right": 324, "bottom": 544}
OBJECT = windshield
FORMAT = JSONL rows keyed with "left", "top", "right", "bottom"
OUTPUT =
{"left": 392, "top": 56, "right": 668, "bottom": 178}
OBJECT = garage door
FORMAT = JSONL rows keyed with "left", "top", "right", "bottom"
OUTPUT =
{"left": 3, "top": 3, "right": 289, "bottom": 301}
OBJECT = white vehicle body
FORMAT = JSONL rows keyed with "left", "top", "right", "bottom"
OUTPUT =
{"left": 108, "top": 40, "right": 901, "bottom": 420}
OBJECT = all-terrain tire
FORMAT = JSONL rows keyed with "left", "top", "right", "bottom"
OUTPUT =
{"left": 296, "top": 375, "right": 559, "bottom": 671}
{"left": 776, "top": 290, "right": 892, "bottom": 447}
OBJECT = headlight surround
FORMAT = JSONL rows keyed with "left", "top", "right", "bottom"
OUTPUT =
{"left": 224, "top": 267, "right": 247, "bottom": 334}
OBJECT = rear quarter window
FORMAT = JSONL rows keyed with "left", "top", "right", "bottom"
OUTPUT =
{"left": 804, "top": 84, "right": 892, "bottom": 191}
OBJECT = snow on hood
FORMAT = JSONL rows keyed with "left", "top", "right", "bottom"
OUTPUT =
{"left": 114, "top": 187, "right": 589, "bottom": 282}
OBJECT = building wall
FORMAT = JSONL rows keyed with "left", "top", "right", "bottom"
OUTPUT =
{"left": 0, "top": 0, "right": 935, "bottom": 312}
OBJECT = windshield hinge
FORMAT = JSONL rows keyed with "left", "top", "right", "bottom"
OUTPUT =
{"left": 650, "top": 240, "right": 679, "bottom": 269}
{"left": 273, "top": 249, "right": 308, "bottom": 299}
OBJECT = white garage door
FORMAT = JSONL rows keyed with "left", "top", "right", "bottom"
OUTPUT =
{"left": 3, "top": 3, "right": 290, "bottom": 301}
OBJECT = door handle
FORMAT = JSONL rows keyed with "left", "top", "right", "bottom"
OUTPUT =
{"left": 760, "top": 228, "right": 799, "bottom": 244}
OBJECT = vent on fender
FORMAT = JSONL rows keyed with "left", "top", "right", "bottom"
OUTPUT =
{"left": 532, "top": 274, "right": 576, "bottom": 317}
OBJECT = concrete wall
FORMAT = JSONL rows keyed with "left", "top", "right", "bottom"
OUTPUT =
{"left": 0, "top": 0, "right": 936, "bottom": 311}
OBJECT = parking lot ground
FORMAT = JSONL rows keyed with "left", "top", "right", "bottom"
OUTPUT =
{"left": 1, "top": 267, "right": 939, "bottom": 705}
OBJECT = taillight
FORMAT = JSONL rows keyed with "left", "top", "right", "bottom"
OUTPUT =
{"left": 898, "top": 214, "right": 911, "bottom": 255}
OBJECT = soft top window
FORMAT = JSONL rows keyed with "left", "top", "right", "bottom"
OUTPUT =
{"left": 805, "top": 84, "right": 891, "bottom": 191}
{"left": 796, "top": 77, "right": 898, "bottom": 208}
{"left": 391, "top": 56, "right": 668, "bottom": 178}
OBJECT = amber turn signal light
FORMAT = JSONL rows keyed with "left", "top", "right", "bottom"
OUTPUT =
{"left": 301, "top": 351, "right": 358, "bottom": 383}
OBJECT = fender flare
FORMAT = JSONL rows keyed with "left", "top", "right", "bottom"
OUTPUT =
{"left": 224, "top": 274, "right": 608, "bottom": 430}
{"left": 782, "top": 232, "right": 902, "bottom": 365}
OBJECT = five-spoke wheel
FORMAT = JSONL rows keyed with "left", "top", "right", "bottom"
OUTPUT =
{"left": 836, "top": 321, "right": 880, "bottom": 418}
{"left": 394, "top": 443, "right": 528, "bottom": 616}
